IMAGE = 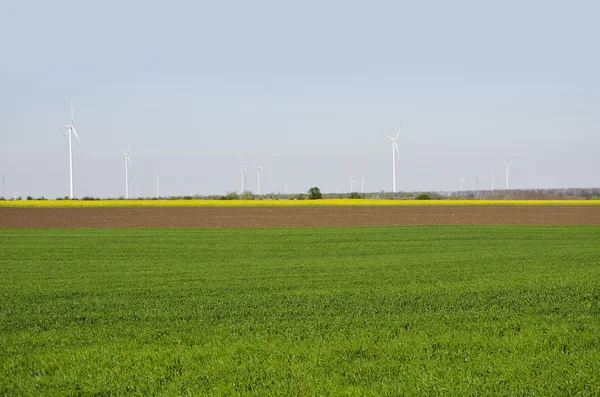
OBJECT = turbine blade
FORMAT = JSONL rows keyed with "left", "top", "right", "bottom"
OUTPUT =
{"left": 128, "top": 156, "right": 132, "bottom": 166}
{"left": 394, "top": 126, "right": 401, "bottom": 140}
{"left": 72, "top": 127, "right": 81, "bottom": 145}
{"left": 383, "top": 134, "right": 394, "bottom": 140}
{"left": 394, "top": 142, "right": 401, "bottom": 160}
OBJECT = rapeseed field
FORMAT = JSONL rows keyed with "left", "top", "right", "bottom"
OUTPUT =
{"left": 1, "top": 198, "right": 599, "bottom": 208}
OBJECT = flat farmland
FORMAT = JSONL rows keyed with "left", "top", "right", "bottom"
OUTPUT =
{"left": 1, "top": 225, "right": 600, "bottom": 395}
{"left": 1, "top": 204, "right": 600, "bottom": 228}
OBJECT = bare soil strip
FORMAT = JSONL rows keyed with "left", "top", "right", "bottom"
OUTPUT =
{"left": 1, "top": 206, "right": 599, "bottom": 228}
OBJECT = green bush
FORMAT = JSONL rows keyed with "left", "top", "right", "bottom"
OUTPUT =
{"left": 415, "top": 193, "right": 431, "bottom": 200}
{"left": 220, "top": 191, "right": 240, "bottom": 200}
{"left": 348, "top": 192, "right": 362, "bottom": 199}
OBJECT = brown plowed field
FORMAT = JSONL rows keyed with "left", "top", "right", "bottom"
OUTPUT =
{"left": 1, "top": 206, "right": 599, "bottom": 228}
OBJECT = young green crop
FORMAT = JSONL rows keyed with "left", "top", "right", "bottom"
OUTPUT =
{"left": 1, "top": 226, "right": 599, "bottom": 395}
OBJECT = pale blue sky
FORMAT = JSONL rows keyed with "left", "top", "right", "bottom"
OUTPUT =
{"left": 1, "top": 0, "right": 599, "bottom": 198}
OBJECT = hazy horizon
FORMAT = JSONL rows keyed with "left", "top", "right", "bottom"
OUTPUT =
{"left": 2, "top": 1, "right": 599, "bottom": 198}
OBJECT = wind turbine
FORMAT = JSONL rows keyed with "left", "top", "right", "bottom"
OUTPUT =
{"left": 460, "top": 177, "right": 466, "bottom": 194}
{"left": 256, "top": 157, "right": 264, "bottom": 195}
{"left": 350, "top": 177, "right": 355, "bottom": 193}
{"left": 156, "top": 169, "right": 161, "bottom": 198}
{"left": 501, "top": 157, "right": 514, "bottom": 189}
{"left": 63, "top": 96, "right": 81, "bottom": 199}
{"left": 491, "top": 176, "right": 496, "bottom": 193}
{"left": 240, "top": 157, "right": 248, "bottom": 194}
{"left": 360, "top": 173, "right": 366, "bottom": 194}
{"left": 383, "top": 128, "right": 401, "bottom": 193}
{"left": 122, "top": 146, "right": 132, "bottom": 199}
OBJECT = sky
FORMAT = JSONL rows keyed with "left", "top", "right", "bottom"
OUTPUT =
{"left": 1, "top": 0, "right": 599, "bottom": 198}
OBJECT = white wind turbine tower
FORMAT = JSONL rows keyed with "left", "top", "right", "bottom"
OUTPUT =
{"left": 501, "top": 157, "right": 515, "bottom": 189}
{"left": 460, "top": 177, "right": 466, "bottom": 194}
{"left": 240, "top": 157, "right": 248, "bottom": 194}
{"left": 156, "top": 170, "right": 161, "bottom": 198}
{"left": 63, "top": 96, "right": 81, "bottom": 199}
{"left": 256, "top": 157, "right": 264, "bottom": 195}
{"left": 122, "top": 146, "right": 132, "bottom": 199}
{"left": 491, "top": 176, "right": 496, "bottom": 193}
{"left": 350, "top": 177, "right": 356, "bottom": 192}
{"left": 360, "top": 173, "right": 366, "bottom": 194}
{"left": 383, "top": 128, "right": 401, "bottom": 193}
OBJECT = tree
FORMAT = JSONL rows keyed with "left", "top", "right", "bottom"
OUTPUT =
{"left": 241, "top": 190, "right": 255, "bottom": 200}
{"left": 307, "top": 187, "right": 322, "bottom": 200}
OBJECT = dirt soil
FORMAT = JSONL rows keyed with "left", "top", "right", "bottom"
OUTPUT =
{"left": 1, "top": 206, "right": 599, "bottom": 228}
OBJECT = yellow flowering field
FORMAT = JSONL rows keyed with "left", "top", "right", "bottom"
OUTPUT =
{"left": 1, "top": 199, "right": 599, "bottom": 208}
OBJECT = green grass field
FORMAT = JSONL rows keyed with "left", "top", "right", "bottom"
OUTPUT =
{"left": 1, "top": 226, "right": 600, "bottom": 395}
